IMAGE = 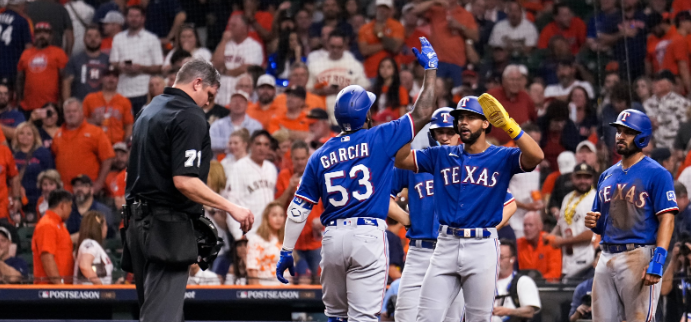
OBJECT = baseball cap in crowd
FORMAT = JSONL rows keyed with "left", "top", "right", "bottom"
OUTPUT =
{"left": 0, "top": 226, "right": 11, "bottom": 242}
{"left": 231, "top": 90, "right": 250, "bottom": 102}
{"left": 256, "top": 74, "right": 276, "bottom": 88}
{"left": 573, "top": 163, "right": 595, "bottom": 176}
{"left": 402, "top": 2, "right": 415, "bottom": 13}
{"left": 376, "top": 0, "right": 393, "bottom": 8}
{"left": 557, "top": 151, "right": 576, "bottom": 174}
{"left": 307, "top": 108, "right": 329, "bottom": 123}
{"left": 113, "top": 142, "right": 128, "bottom": 152}
{"left": 462, "top": 69, "right": 477, "bottom": 78}
{"left": 71, "top": 174, "right": 93, "bottom": 186}
{"left": 104, "top": 65, "right": 119, "bottom": 77}
{"left": 654, "top": 69, "right": 676, "bottom": 84}
{"left": 576, "top": 140, "right": 596, "bottom": 154}
{"left": 650, "top": 147, "right": 672, "bottom": 164}
{"left": 35, "top": 22, "right": 52, "bottom": 32}
{"left": 101, "top": 11, "right": 125, "bottom": 26}
{"left": 285, "top": 86, "right": 307, "bottom": 100}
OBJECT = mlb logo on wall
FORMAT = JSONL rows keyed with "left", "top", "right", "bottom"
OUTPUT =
{"left": 238, "top": 291, "right": 248, "bottom": 299}
{"left": 39, "top": 291, "right": 50, "bottom": 299}
{"left": 667, "top": 191, "right": 676, "bottom": 202}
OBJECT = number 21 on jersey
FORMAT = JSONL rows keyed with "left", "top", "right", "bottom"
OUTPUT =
{"left": 324, "top": 164, "right": 373, "bottom": 207}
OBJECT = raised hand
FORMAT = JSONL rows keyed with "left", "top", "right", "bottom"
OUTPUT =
{"left": 412, "top": 37, "right": 438, "bottom": 70}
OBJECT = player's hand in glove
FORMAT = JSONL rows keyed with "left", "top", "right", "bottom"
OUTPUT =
{"left": 412, "top": 37, "right": 438, "bottom": 70}
{"left": 584, "top": 211, "right": 600, "bottom": 229}
{"left": 643, "top": 247, "right": 667, "bottom": 285}
{"left": 276, "top": 249, "right": 295, "bottom": 284}
{"left": 478, "top": 93, "right": 524, "bottom": 140}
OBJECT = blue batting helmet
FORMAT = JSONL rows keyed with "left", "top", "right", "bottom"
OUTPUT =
{"left": 334, "top": 85, "right": 376, "bottom": 132}
{"left": 609, "top": 109, "right": 653, "bottom": 148}
{"left": 449, "top": 96, "right": 491, "bottom": 134}
{"left": 429, "top": 107, "right": 455, "bottom": 130}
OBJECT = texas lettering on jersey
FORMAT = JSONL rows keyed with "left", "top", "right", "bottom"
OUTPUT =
{"left": 440, "top": 166, "right": 500, "bottom": 187}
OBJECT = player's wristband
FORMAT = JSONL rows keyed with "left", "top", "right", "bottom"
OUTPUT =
{"left": 503, "top": 118, "right": 523, "bottom": 140}
{"left": 512, "top": 130, "right": 524, "bottom": 141}
{"left": 646, "top": 247, "right": 667, "bottom": 277}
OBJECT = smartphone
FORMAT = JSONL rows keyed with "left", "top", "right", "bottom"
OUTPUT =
{"left": 125, "top": 60, "right": 133, "bottom": 65}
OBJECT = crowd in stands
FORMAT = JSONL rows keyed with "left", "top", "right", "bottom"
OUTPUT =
{"left": 1, "top": 0, "right": 691, "bottom": 319}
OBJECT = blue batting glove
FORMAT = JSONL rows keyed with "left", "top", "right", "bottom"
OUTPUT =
{"left": 276, "top": 249, "right": 295, "bottom": 284}
{"left": 646, "top": 247, "right": 667, "bottom": 277}
{"left": 412, "top": 37, "right": 438, "bottom": 70}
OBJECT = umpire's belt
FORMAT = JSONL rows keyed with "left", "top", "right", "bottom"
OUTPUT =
{"left": 326, "top": 217, "right": 386, "bottom": 231}
{"left": 600, "top": 243, "right": 650, "bottom": 254}
{"left": 439, "top": 225, "right": 498, "bottom": 239}
{"left": 410, "top": 239, "right": 437, "bottom": 249}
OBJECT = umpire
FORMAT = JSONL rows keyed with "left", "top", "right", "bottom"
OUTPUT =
{"left": 124, "top": 58, "right": 254, "bottom": 321}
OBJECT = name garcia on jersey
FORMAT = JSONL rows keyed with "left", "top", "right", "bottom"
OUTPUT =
{"left": 320, "top": 143, "right": 369, "bottom": 169}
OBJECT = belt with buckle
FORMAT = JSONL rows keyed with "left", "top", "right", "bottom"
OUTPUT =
{"left": 327, "top": 218, "right": 380, "bottom": 227}
{"left": 601, "top": 243, "right": 649, "bottom": 253}
{"left": 409, "top": 239, "right": 437, "bottom": 249}
{"left": 441, "top": 226, "right": 493, "bottom": 239}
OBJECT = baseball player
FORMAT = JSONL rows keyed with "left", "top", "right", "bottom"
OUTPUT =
{"left": 395, "top": 95, "right": 544, "bottom": 322}
{"left": 585, "top": 109, "right": 678, "bottom": 322}
{"left": 275, "top": 37, "right": 439, "bottom": 322}
{"left": 391, "top": 107, "right": 517, "bottom": 322}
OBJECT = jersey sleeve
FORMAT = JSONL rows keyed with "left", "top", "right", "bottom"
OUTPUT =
{"left": 390, "top": 168, "right": 408, "bottom": 198}
{"left": 171, "top": 110, "right": 208, "bottom": 177}
{"left": 78, "top": 239, "right": 100, "bottom": 258}
{"left": 650, "top": 168, "right": 679, "bottom": 215}
{"left": 504, "top": 190, "right": 515, "bottom": 205}
{"left": 412, "top": 146, "right": 438, "bottom": 174}
{"left": 377, "top": 113, "right": 416, "bottom": 158}
{"left": 506, "top": 147, "right": 527, "bottom": 175}
{"left": 294, "top": 155, "right": 320, "bottom": 204}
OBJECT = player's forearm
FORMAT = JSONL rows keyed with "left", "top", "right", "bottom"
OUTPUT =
{"left": 496, "top": 201, "right": 516, "bottom": 229}
{"left": 514, "top": 132, "right": 544, "bottom": 170}
{"left": 394, "top": 143, "right": 416, "bottom": 171}
{"left": 388, "top": 197, "right": 410, "bottom": 226}
{"left": 410, "top": 69, "right": 437, "bottom": 134}
{"left": 655, "top": 213, "right": 675, "bottom": 250}
{"left": 282, "top": 218, "right": 307, "bottom": 251}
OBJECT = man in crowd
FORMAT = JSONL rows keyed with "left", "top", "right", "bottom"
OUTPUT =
{"left": 307, "top": 30, "right": 369, "bottom": 124}
{"left": 547, "top": 163, "right": 596, "bottom": 280}
{"left": 492, "top": 239, "right": 542, "bottom": 322}
{"left": 82, "top": 65, "right": 134, "bottom": 144}
{"left": 0, "top": 226, "right": 27, "bottom": 283}
{"left": 106, "top": 142, "right": 127, "bottom": 209}
{"left": 537, "top": 4, "right": 586, "bottom": 55}
{"left": 26, "top": 0, "right": 74, "bottom": 56}
{"left": 268, "top": 86, "right": 310, "bottom": 140}
{"left": 99, "top": 11, "right": 124, "bottom": 54}
{"left": 209, "top": 90, "right": 262, "bottom": 155}
{"left": 63, "top": 25, "right": 110, "bottom": 101}
{"left": 308, "top": 0, "right": 353, "bottom": 50}
{"left": 0, "top": 0, "right": 33, "bottom": 89}
{"left": 17, "top": 22, "right": 69, "bottom": 115}
{"left": 273, "top": 63, "right": 325, "bottom": 111}
{"left": 52, "top": 98, "right": 114, "bottom": 193}
{"left": 568, "top": 249, "right": 601, "bottom": 321}
{"left": 358, "top": 0, "right": 404, "bottom": 79}
{"left": 0, "top": 84, "right": 26, "bottom": 141}
{"left": 32, "top": 190, "right": 74, "bottom": 284}
{"left": 144, "top": 0, "right": 186, "bottom": 47}
{"left": 247, "top": 74, "right": 281, "bottom": 130}
{"left": 643, "top": 70, "right": 691, "bottom": 150}
{"left": 486, "top": 65, "right": 537, "bottom": 144}
{"left": 306, "top": 108, "right": 335, "bottom": 149}
{"left": 575, "top": 140, "right": 600, "bottom": 173}
{"left": 109, "top": 5, "right": 163, "bottom": 115}
{"left": 517, "top": 211, "right": 563, "bottom": 280}
{"left": 651, "top": 147, "right": 678, "bottom": 175}
{"left": 543, "top": 58, "right": 595, "bottom": 100}
{"left": 488, "top": 2, "right": 538, "bottom": 59}
{"left": 65, "top": 174, "right": 114, "bottom": 240}
{"left": 213, "top": 15, "right": 263, "bottom": 107}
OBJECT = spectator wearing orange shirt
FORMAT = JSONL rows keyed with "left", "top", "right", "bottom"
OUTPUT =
{"left": 371, "top": 57, "right": 410, "bottom": 120}
{"left": 537, "top": 4, "right": 586, "bottom": 55}
{"left": 82, "top": 66, "right": 134, "bottom": 144}
{"left": 32, "top": 190, "right": 74, "bottom": 284}
{"left": 51, "top": 98, "right": 115, "bottom": 193}
{"left": 17, "top": 22, "right": 69, "bottom": 114}
{"left": 273, "top": 62, "right": 326, "bottom": 111}
{"left": 0, "top": 144, "right": 21, "bottom": 225}
{"left": 105, "top": 142, "right": 128, "bottom": 208}
{"left": 98, "top": 11, "right": 123, "bottom": 54}
{"left": 246, "top": 74, "right": 284, "bottom": 130}
{"left": 268, "top": 86, "right": 310, "bottom": 140}
{"left": 274, "top": 141, "right": 323, "bottom": 284}
{"left": 358, "top": 0, "right": 404, "bottom": 79}
{"left": 413, "top": 0, "right": 478, "bottom": 88}
{"left": 397, "top": 3, "right": 428, "bottom": 68}
{"left": 517, "top": 211, "right": 562, "bottom": 281}
{"left": 486, "top": 65, "right": 538, "bottom": 144}
{"left": 654, "top": 13, "right": 691, "bottom": 95}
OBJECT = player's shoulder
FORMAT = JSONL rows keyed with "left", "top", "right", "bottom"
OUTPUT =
{"left": 639, "top": 157, "right": 673, "bottom": 177}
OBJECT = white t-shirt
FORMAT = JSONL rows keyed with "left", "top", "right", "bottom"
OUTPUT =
{"left": 65, "top": 0, "right": 94, "bottom": 56}
{"left": 163, "top": 47, "right": 213, "bottom": 68}
{"left": 544, "top": 80, "right": 595, "bottom": 99}
{"left": 492, "top": 273, "right": 542, "bottom": 322}
{"left": 74, "top": 238, "right": 113, "bottom": 285}
{"left": 307, "top": 53, "right": 370, "bottom": 125}
{"left": 508, "top": 166, "right": 541, "bottom": 238}
{"left": 679, "top": 166, "right": 691, "bottom": 193}
{"left": 246, "top": 232, "right": 281, "bottom": 286}
{"left": 488, "top": 18, "right": 538, "bottom": 49}
{"left": 110, "top": 29, "right": 164, "bottom": 97}
{"left": 216, "top": 37, "right": 264, "bottom": 106}
{"left": 557, "top": 189, "right": 596, "bottom": 278}
{"left": 225, "top": 156, "right": 277, "bottom": 236}
{"left": 187, "top": 269, "right": 221, "bottom": 285}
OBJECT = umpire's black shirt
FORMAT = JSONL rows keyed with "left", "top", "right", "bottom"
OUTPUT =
{"left": 125, "top": 87, "right": 212, "bottom": 213}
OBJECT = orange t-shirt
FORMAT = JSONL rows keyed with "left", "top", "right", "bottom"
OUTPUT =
{"left": 101, "top": 37, "right": 113, "bottom": 54}
{"left": 375, "top": 85, "right": 410, "bottom": 120}
{"left": 106, "top": 169, "right": 126, "bottom": 198}
{"left": 517, "top": 233, "right": 563, "bottom": 280}
{"left": 541, "top": 171, "right": 561, "bottom": 196}
{"left": 0, "top": 145, "right": 18, "bottom": 221}
{"left": 246, "top": 101, "right": 286, "bottom": 130}
{"left": 426, "top": 5, "right": 477, "bottom": 67}
{"left": 396, "top": 29, "right": 428, "bottom": 66}
{"left": 51, "top": 121, "right": 116, "bottom": 192}
{"left": 275, "top": 167, "right": 323, "bottom": 251}
{"left": 537, "top": 18, "right": 587, "bottom": 55}
{"left": 358, "top": 18, "right": 405, "bottom": 78}
{"left": 82, "top": 92, "right": 134, "bottom": 144}
{"left": 17, "top": 46, "right": 68, "bottom": 111}
{"left": 32, "top": 210, "right": 74, "bottom": 284}
{"left": 661, "top": 35, "right": 689, "bottom": 76}
{"left": 273, "top": 92, "right": 326, "bottom": 111}
{"left": 267, "top": 110, "right": 310, "bottom": 134}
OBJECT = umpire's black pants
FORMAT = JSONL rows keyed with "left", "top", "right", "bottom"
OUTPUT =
{"left": 127, "top": 210, "right": 190, "bottom": 322}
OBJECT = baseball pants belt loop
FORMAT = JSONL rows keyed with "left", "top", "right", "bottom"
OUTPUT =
{"left": 326, "top": 217, "right": 387, "bottom": 230}
{"left": 600, "top": 243, "right": 650, "bottom": 253}
{"left": 409, "top": 239, "right": 437, "bottom": 249}
{"left": 438, "top": 225, "right": 498, "bottom": 239}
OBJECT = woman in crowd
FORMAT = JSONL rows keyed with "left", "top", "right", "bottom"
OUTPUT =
{"left": 163, "top": 25, "right": 212, "bottom": 73}
{"left": 371, "top": 57, "right": 410, "bottom": 120}
{"left": 30, "top": 102, "right": 61, "bottom": 150}
{"left": 567, "top": 86, "right": 598, "bottom": 142}
{"left": 35, "top": 170, "right": 62, "bottom": 218}
{"left": 74, "top": 211, "right": 112, "bottom": 285}
{"left": 267, "top": 30, "right": 306, "bottom": 84}
{"left": 226, "top": 239, "right": 248, "bottom": 285}
{"left": 538, "top": 100, "right": 580, "bottom": 172}
{"left": 246, "top": 201, "right": 285, "bottom": 285}
{"left": 221, "top": 128, "right": 250, "bottom": 179}
{"left": 634, "top": 76, "right": 653, "bottom": 103}
{"left": 12, "top": 122, "right": 54, "bottom": 224}
{"left": 146, "top": 75, "right": 167, "bottom": 105}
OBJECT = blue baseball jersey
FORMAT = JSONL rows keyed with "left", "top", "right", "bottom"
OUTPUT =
{"left": 390, "top": 167, "right": 515, "bottom": 239}
{"left": 295, "top": 113, "right": 415, "bottom": 224}
{"left": 591, "top": 157, "right": 678, "bottom": 245}
{"left": 412, "top": 145, "right": 524, "bottom": 228}
{"left": 0, "top": 9, "right": 32, "bottom": 82}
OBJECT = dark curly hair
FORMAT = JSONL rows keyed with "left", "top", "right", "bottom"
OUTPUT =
{"left": 371, "top": 57, "right": 402, "bottom": 113}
